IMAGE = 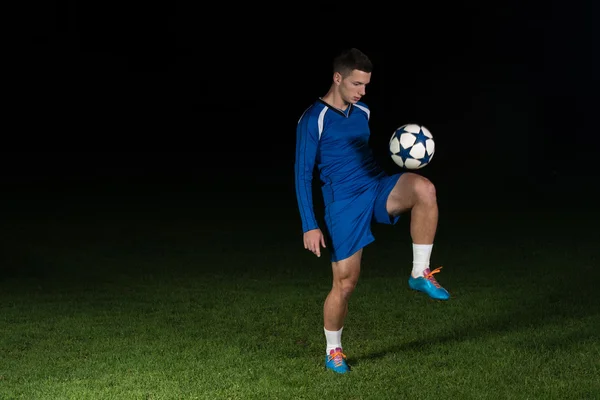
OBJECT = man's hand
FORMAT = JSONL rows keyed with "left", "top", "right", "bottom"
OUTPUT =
{"left": 303, "top": 229, "right": 326, "bottom": 258}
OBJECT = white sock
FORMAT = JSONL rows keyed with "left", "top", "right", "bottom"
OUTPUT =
{"left": 412, "top": 243, "right": 433, "bottom": 278}
{"left": 324, "top": 327, "right": 343, "bottom": 354}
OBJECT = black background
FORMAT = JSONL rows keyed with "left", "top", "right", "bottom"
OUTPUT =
{"left": 7, "top": 1, "right": 599, "bottom": 218}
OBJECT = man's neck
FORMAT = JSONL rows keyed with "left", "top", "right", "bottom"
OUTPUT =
{"left": 321, "top": 89, "right": 349, "bottom": 111}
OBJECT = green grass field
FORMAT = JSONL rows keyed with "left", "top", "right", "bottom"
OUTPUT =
{"left": 1, "top": 176, "right": 598, "bottom": 399}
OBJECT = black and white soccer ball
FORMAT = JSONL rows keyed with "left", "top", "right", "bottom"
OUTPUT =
{"left": 389, "top": 123, "right": 435, "bottom": 169}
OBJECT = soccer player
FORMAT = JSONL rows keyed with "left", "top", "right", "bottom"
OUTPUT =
{"left": 294, "top": 48, "right": 450, "bottom": 374}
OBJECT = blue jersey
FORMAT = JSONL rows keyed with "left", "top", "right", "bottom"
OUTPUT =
{"left": 294, "top": 98, "right": 386, "bottom": 233}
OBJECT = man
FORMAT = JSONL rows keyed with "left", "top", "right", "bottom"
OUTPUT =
{"left": 294, "top": 48, "right": 450, "bottom": 374}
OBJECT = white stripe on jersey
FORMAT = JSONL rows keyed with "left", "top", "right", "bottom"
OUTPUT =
{"left": 317, "top": 106, "right": 328, "bottom": 140}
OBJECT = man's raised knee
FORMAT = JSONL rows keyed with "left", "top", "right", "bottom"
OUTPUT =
{"left": 413, "top": 176, "right": 437, "bottom": 205}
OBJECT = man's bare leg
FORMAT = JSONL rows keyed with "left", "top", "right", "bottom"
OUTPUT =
{"left": 386, "top": 173, "right": 450, "bottom": 300}
{"left": 324, "top": 249, "right": 362, "bottom": 333}
{"left": 323, "top": 249, "right": 361, "bottom": 373}
{"left": 386, "top": 172, "right": 438, "bottom": 243}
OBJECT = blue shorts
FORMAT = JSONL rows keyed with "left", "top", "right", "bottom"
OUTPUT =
{"left": 323, "top": 173, "right": 403, "bottom": 262}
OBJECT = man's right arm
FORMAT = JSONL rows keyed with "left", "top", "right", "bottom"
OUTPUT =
{"left": 294, "top": 112, "right": 319, "bottom": 233}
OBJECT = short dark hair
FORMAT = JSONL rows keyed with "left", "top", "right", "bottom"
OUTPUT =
{"left": 333, "top": 48, "right": 373, "bottom": 77}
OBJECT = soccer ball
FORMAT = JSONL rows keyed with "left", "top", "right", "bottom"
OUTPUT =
{"left": 389, "top": 123, "right": 435, "bottom": 169}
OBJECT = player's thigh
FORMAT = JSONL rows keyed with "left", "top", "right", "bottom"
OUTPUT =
{"left": 331, "top": 248, "right": 362, "bottom": 285}
{"left": 385, "top": 172, "right": 436, "bottom": 216}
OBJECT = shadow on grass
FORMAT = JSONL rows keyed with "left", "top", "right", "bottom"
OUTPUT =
{"left": 352, "top": 273, "right": 599, "bottom": 365}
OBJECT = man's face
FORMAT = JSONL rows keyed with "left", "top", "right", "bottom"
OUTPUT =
{"left": 337, "top": 69, "right": 371, "bottom": 104}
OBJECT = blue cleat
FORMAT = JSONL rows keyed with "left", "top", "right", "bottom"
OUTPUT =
{"left": 409, "top": 267, "right": 450, "bottom": 300}
{"left": 325, "top": 347, "right": 350, "bottom": 374}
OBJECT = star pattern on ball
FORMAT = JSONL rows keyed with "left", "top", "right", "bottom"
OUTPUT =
{"left": 413, "top": 129, "right": 431, "bottom": 148}
{"left": 399, "top": 142, "right": 413, "bottom": 162}
{"left": 389, "top": 124, "right": 435, "bottom": 170}
{"left": 420, "top": 149, "right": 432, "bottom": 164}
